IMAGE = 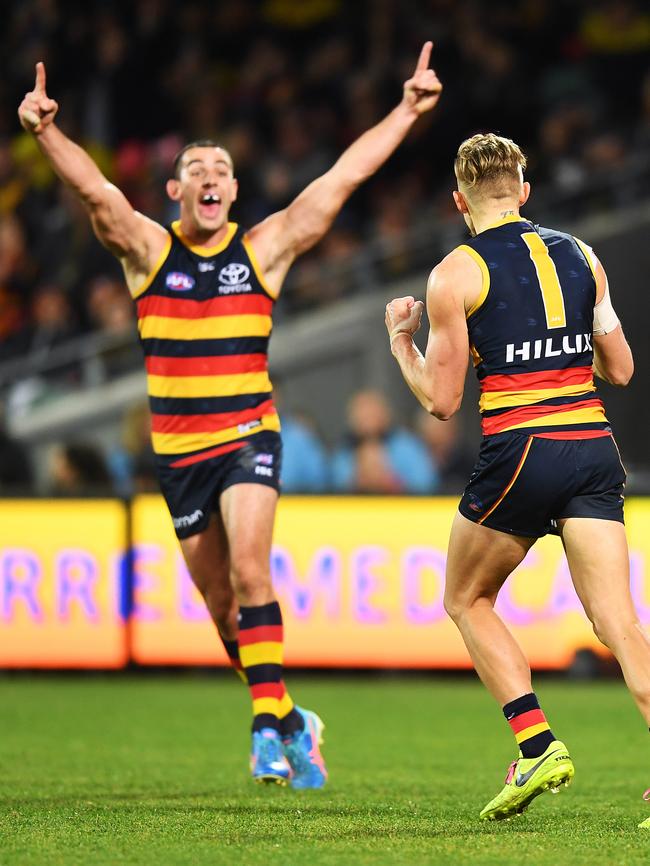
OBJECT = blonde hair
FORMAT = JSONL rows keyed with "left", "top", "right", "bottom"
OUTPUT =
{"left": 454, "top": 133, "right": 527, "bottom": 197}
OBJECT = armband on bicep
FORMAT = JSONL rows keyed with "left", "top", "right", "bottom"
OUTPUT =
{"left": 592, "top": 279, "right": 620, "bottom": 336}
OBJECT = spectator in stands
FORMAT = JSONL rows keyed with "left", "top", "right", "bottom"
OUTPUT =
{"left": 271, "top": 383, "right": 330, "bottom": 492}
{"left": 47, "top": 442, "right": 114, "bottom": 496}
{"left": 280, "top": 412, "right": 330, "bottom": 493}
{"left": 332, "top": 389, "right": 437, "bottom": 493}
{"left": 4, "top": 283, "right": 82, "bottom": 415}
{"left": 86, "top": 274, "right": 138, "bottom": 377}
{"left": 23, "top": 283, "right": 80, "bottom": 358}
{"left": 415, "top": 410, "right": 476, "bottom": 495}
{"left": 0, "top": 213, "right": 29, "bottom": 361}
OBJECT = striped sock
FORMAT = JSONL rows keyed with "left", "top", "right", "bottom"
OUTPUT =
{"left": 219, "top": 635, "right": 247, "bottom": 684}
{"left": 221, "top": 625, "right": 304, "bottom": 736}
{"left": 238, "top": 601, "right": 299, "bottom": 733}
{"left": 503, "top": 692, "right": 555, "bottom": 759}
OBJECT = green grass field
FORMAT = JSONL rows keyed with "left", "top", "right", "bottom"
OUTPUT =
{"left": 1, "top": 675, "right": 649, "bottom": 866}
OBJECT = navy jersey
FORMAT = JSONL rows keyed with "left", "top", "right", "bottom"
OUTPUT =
{"left": 134, "top": 221, "right": 279, "bottom": 465}
{"left": 460, "top": 215, "right": 608, "bottom": 437}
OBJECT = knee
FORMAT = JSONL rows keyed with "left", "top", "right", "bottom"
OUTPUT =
{"left": 443, "top": 588, "right": 495, "bottom": 624}
{"left": 230, "top": 554, "right": 272, "bottom": 604}
{"left": 443, "top": 590, "right": 464, "bottom": 623}
{"left": 590, "top": 614, "right": 612, "bottom": 649}
{"left": 590, "top": 610, "right": 639, "bottom": 652}
{"left": 444, "top": 590, "right": 473, "bottom": 624}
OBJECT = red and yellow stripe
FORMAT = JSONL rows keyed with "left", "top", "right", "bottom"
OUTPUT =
{"left": 481, "top": 398, "right": 606, "bottom": 436}
{"left": 239, "top": 625, "right": 284, "bottom": 668}
{"left": 151, "top": 410, "right": 280, "bottom": 455}
{"left": 480, "top": 366, "right": 595, "bottom": 410}
{"left": 145, "top": 354, "right": 267, "bottom": 377}
{"left": 152, "top": 398, "right": 275, "bottom": 435}
{"left": 136, "top": 293, "right": 273, "bottom": 319}
{"left": 138, "top": 313, "right": 272, "bottom": 341}
{"left": 239, "top": 625, "right": 285, "bottom": 717}
{"left": 480, "top": 366, "right": 596, "bottom": 412}
{"left": 478, "top": 436, "right": 533, "bottom": 525}
{"left": 169, "top": 440, "right": 246, "bottom": 468}
{"left": 479, "top": 366, "right": 607, "bottom": 434}
{"left": 146, "top": 370, "right": 272, "bottom": 399}
{"left": 508, "top": 708, "right": 551, "bottom": 745}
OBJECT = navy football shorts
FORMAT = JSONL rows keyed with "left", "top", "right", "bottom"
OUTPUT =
{"left": 155, "top": 431, "right": 282, "bottom": 539}
{"left": 458, "top": 430, "right": 626, "bottom": 538}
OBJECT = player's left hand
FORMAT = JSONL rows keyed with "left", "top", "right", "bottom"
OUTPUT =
{"left": 402, "top": 42, "right": 442, "bottom": 116}
{"left": 385, "top": 296, "right": 424, "bottom": 348}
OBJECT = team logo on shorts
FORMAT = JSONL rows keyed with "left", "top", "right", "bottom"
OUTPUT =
{"left": 166, "top": 272, "right": 195, "bottom": 291}
{"left": 254, "top": 453, "right": 274, "bottom": 478}
{"left": 468, "top": 494, "right": 483, "bottom": 513}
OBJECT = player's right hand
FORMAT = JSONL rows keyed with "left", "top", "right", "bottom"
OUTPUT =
{"left": 18, "top": 62, "right": 58, "bottom": 135}
{"left": 385, "top": 295, "right": 424, "bottom": 348}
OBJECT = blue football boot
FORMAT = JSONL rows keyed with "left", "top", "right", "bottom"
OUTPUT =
{"left": 250, "top": 728, "right": 291, "bottom": 785}
{"left": 282, "top": 707, "right": 328, "bottom": 789}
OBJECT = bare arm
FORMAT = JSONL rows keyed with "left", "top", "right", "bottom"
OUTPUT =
{"left": 246, "top": 42, "right": 442, "bottom": 296}
{"left": 590, "top": 258, "right": 633, "bottom": 386}
{"left": 18, "top": 62, "right": 166, "bottom": 294}
{"left": 385, "top": 252, "right": 474, "bottom": 419}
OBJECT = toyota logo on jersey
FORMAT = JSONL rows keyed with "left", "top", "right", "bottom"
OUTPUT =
{"left": 219, "top": 263, "right": 250, "bottom": 285}
{"left": 166, "top": 272, "right": 195, "bottom": 291}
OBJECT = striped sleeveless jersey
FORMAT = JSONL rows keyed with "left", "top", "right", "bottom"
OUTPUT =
{"left": 134, "top": 221, "right": 280, "bottom": 465}
{"left": 460, "top": 215, "right": 609, "bottom": 438}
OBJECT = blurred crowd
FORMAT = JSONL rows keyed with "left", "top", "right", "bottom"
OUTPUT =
{"left": 0, "top": 389, "right": 476, "bottom": 497}
{"left": 1, "top": 0, "right": 649, "bottom": 373}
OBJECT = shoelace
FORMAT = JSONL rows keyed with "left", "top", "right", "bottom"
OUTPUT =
{"left": 505, "top": 761, "right": 518, "bottom": 784}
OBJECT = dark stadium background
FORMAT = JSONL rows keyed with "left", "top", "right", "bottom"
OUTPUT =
{"left": 1, "top": 0, "right": 649, "bottom": 486}
{"left": 3, "top": 7, "right": 650, "bottom": 865}
{"left": 0, "top": 0, "right": 649, "bottom": 666}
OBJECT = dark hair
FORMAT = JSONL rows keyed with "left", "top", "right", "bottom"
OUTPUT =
{"left": 172, "top": 140, "right": 232, "bottom": 178}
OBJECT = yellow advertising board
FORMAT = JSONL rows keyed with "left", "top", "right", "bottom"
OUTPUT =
{"left": 2, "top": 496, "right": 650, "bottom": 669}
{"left": 0, "top": 500, "right": 128, "bottom": 667}
{"left": 129, "top": 495, "right": 650, "bottom": 668}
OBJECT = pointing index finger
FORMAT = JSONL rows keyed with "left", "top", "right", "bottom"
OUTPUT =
{"left": 35, "top": 61, "right": 46, "bottom": 94}
{"left": 415, "top": 41, "right": 433, "bottom": 73}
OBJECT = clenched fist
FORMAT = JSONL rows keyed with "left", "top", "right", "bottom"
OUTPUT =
{"left": 18, "top": 62, "right": 58, "bottom": 135}
{"left": 385, "top": 295, "right": 424, "bottom": 352}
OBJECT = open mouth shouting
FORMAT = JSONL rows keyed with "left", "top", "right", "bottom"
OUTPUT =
{"left": 198, "top": 191, "right": 222, "bottom": 220}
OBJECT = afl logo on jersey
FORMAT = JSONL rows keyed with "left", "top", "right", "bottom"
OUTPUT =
{"left": 166, "top": 272, "right": 195, "bottom": 291}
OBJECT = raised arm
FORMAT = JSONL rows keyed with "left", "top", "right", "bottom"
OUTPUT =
{"left": 590, "top": 257, "right": 633, "bottom": 386}
{"left": 385, "top": 250, "right": 476, "bottom": 419}
{"left": 246, "top": 42, "right": 443, "bottom": 296}
{"left": 18, "top": 62, "right": 166, "bottom": 295}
